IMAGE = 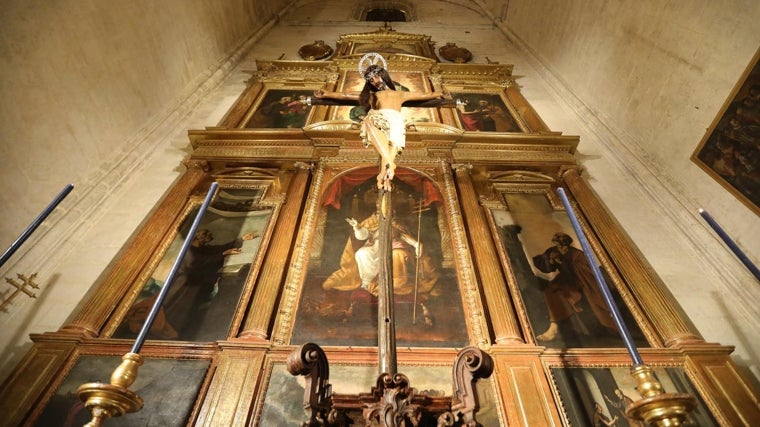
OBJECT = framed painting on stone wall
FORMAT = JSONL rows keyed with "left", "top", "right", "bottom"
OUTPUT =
{"left": 329, "top": 70, "right": 439, "bottom": 125}
{"left": 34, "top": 355, "right": 210, "bottom": 426}
{"left": 691, "top": 47, "right": 760, "bottom": 215}
{"left": 450, "top": 91, "right": 524, "bottom": 132}
{"left": 290, "top": 166, "right": 469, "bottom": 348}
{"left": 491, "top": 190, "right": 649, "bottom": 350}
{"left": 111, "top": 187, "right": 273, "bottom": 342}
{"left": 549, "top": 365, "right": 718, "bottom": 426}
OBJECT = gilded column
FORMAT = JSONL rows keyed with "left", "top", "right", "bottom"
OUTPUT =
{"left": 59, "top": 160, "right": 209, "bottom": 338}
{"left": 453, "top": 164, "right": 523, "bottom": 344}
{"left": 238, "top": 162, "right": 312, "bottom": 340}
{"left": 561, "top": 168, "right": 702, "bottom": 346}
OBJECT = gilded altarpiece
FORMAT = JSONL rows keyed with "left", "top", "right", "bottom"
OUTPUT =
{"left": 1, "top": 29, "right": 758, "bottom": 426}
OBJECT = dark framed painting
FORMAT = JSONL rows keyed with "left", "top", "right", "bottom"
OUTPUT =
{"left": 112, "top": 187, "right": 272, "bottom": 342}
{"left": 451, "top": 91, "right": 523, "bottom": 132}
{"left": 35, "top": 355, "right": 210, "bottom": 426}
{"left": 245, "top": 88, "right": 315, "bottom": 128}
{"left": 256, "top": 362, "right": 501, "bottom": 426}
{"left": 291, "top": 167, "right": 469, "bottom": 348}
{"left": 550, "top": 366, "right": 717, "bottom": 426}
{"left": 330, "top": 70, "right": 438, "bottom": 125}
{"left": 692, "top": 47, "right": 760, "bottom": 215}
{"left": 492, "top": 192, "right": 648, "bottom": 349}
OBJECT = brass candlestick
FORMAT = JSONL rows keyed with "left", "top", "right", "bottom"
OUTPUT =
{"left": 626, "top": 364, "right": 696, "bottom": 426}
{"left": 77, "top": 353, "right": 144, "bottom": 427}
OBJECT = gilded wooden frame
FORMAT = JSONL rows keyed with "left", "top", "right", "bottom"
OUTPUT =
{"left": 334, "top": 28, "right": 438, "bottom": 60}
{"left": 542, "top": 355, "right": 721, "bottom": 426}
{"left": 487, "top": 182, "right": 657, "bottom": 350}
{"left": 101, "top": 177, "right": 279, "bottom": 342}
{"left": 26, "top": 342, "right": 215, "bottom": 426}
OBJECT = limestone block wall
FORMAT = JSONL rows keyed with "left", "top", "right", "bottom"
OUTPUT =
{"left": 0, "top": 0, "right": 292, "bottom": 383}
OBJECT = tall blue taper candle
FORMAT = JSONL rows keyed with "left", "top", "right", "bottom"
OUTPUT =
{"left": 0, "top": 184, "right": 74, "bottom": 269}
{"left": 130, "top": 182, "right": 219, "bottom": 354}
{"left": 556, "top": 187, "right": 643, "bottom": 365}
{"left": 698, "top": 208, "right": 760, "bottom": 282}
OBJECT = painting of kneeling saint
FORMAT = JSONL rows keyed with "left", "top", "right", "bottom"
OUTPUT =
{"left": 114, "top": 188, "right": 272, "bottom": 342}
{"left": 292, "top": 167, "right": 469, "bottom": 348}
{"left": 494, "top": 193, "right": 648, "bottom": 349}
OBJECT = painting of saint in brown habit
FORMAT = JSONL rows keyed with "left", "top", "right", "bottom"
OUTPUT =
{"left": 494, "top": 193, "right": 648, "bottom": 349}
{"left": 114, "top": 188, "right": 271, "bottom": 342}
{"left": 292, "top": 167, "right": 469, "bottom": 348}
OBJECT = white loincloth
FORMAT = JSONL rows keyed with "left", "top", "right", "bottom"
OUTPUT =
{"left": 361, "top": 109, "right": 406, "bottom": 149}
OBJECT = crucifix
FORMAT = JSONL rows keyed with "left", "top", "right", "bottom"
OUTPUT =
{"left": 313, "top": 52, "right": 451, "bottom": 191}
{"left": 290, "top": 54, "right": 494, "bottom": 426}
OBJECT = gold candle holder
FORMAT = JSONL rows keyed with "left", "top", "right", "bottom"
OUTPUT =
{"left": 626, "top": 364, "right": 696, "bottom": 426}
{"left": 77, "top": 352, "right": 145, "bottom": 427}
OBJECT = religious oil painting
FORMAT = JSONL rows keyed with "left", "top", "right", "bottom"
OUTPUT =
{"left": 551, "top": 366, "right": 717, "bottom": 426}
{"left": 114, "top": 188, "right": 272, "bottom": 342}
{"left": 331, "top": 70, "right": 437, "bottom": 125}
{"left": 245, "top": 89, "right": 314, "bottom": 128}
{"left": 35, "top": 355, "right": 210, "bottom": 426}
{"left": 452, "top": 92, "right": 522, "bottom": 132}
{"left": 492, "top": 193, "right": 648, "bottom": 349}
{"left": 692, "top": 47, "right": 760, "bottom": 214}
{"left": 292, "top": 167, "right": 468, "bottom": 348}
{"left": 352, "top": 41, "right": 420, "bottom": 56}
{"left": 258, "top": 363, "right": 500, "bottom": 426}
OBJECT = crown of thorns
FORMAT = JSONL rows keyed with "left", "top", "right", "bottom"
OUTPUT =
{"left": 358, "top": 52, "right": 388, "bottom": 80}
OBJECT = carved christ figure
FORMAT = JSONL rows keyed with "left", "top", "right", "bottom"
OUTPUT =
{"left": 314, "top": 53, "right": 446, "bottom": 191}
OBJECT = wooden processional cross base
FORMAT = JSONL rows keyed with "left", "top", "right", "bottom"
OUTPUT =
{"left": 288, "top": 189, "right": 494, "bottom": 427}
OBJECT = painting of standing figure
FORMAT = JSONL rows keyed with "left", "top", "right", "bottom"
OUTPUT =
{"left": 292, "top": 167, "right": 468, "bottom": 348}
{"left": 493, "top": 193, "right": 648, "bottom": 349}
{"left": 114, "top": 188, "right": 272, "bottom": 342}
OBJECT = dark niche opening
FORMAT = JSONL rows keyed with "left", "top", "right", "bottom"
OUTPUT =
{"left": 365, "top": 8, "right": 407, "bottom": 22}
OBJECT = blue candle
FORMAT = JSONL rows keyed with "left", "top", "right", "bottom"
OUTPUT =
{"left": 699, "top": 209, "right": 760, "bottom": 282}
{"left": 0, "top": 184, "right": 74, "bottom": 269}
{"left": 131, "top": 182, "right": 219, "bottom": 354}
{"left": 556, "top": 187, "right": 644, "bottom": 365}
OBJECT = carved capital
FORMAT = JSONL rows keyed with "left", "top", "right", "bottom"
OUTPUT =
{"left": 452, "top": 164, "right": 473, "bottom": 174}
{"left": 294, "top": 161, "right": 315, "bottom": 171}
{"left": 182, "top": 159, "right": 209, "bottom": 172}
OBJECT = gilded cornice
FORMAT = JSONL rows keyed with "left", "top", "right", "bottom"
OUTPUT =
{"left": 255, "top": 60, "right": 338, "bottom": 82}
